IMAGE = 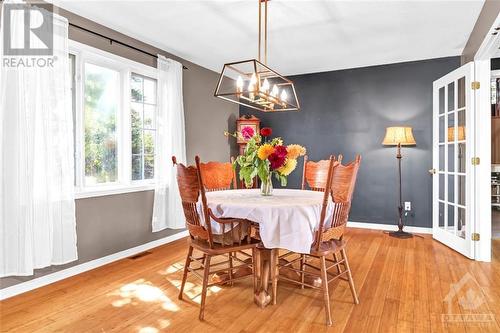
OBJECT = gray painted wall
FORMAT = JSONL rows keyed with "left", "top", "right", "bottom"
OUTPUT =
{"left": 240, "top": 57, "right": 460, "bottom": 228}
{"left": 1, "top": 4, "right": 238, "bottom": 289}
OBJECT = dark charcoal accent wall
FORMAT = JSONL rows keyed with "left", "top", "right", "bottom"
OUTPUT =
{"left": 240, "top": 57, "right": 460, "bottom": 228}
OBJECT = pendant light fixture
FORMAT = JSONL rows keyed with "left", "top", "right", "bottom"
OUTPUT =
{"left": 214, "top": 0, "right": 300, "bottom": 112}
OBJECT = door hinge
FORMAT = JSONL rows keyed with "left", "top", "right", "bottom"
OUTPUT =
{"left": 471, "top": 81, "right": 480, "bottom": 90}
{"left": 471, "top": 157, "right": 480, "bottom": 166}
{"left": 472, "top": 233, "right": 480, "bottom": 241}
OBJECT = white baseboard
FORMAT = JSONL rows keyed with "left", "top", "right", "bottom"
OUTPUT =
{"left": 0, "top": 230, "right": 189, "bottom": 301}
{"left": 347, "top": 221, "right": 432, "bottom": 234}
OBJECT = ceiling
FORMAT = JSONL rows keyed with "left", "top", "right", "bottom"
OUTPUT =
{"left": 51, "top": 0, "right": 484, "bottom": 75}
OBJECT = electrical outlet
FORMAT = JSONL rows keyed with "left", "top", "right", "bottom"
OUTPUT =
{"left": 404, "top": 201, "right": 411, "bottom": 211}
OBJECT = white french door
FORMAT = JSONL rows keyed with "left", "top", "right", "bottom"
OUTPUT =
{"left": 432, "top": 62, "right": 475, "bottom": 258}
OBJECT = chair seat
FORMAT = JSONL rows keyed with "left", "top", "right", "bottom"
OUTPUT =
{"left": 189, "top": 237, "right": 261, "bottom": 255}
{"left": 309, "top": 239, "right": 346, "bottom": 256}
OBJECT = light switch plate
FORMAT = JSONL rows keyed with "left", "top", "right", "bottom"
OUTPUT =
{"left": 404, "top": 201, "right": 411, "bottom": 211}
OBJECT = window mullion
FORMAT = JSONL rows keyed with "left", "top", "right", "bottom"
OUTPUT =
{"left": 122, "top": 69, "right": 132, "bottom": 186}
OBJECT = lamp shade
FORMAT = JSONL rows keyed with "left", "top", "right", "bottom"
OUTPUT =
{"left": 447, "top": 126, "right": 465, "bottom": 141}
{"left": 382, "top": 127, "right": 416, "bottom": 146}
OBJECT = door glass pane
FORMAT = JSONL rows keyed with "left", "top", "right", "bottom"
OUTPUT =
{"left": 457, "top": 110, "right": 466, "bottom": 141}
{"left": 447, "top": 113, "right": 455, "bottom": 142}
{"left": 439, "top": 174, "right": 444, "bottom": 200}
{"left": 448, "top": 204, "right": 455, "bottom": 233}
{"left": 448, "top": 144, "right": 455, "bottom": 172}
{"left": 448, "top": 175, "right": 455, "bottom": 203}
{"left": 458, "top": 175, "right": 466, "bottom": 206}
{"left": 458, "top": 207, "right": 466, "bottom": 238}
{"left": 439, "top": 145, "right": 445, "bottom": 171}
{"left": 458, "top": 143, "right": 466, "bottom": 173}
{"left": 439, "top": 202, "right": 445, "bottom": 228}
{"left": 84, "top": 63, "right": 119, "bottom": 185}
{"left": 439, "top": 116, "right": 445, "bottom": 143}
{"left": 457, "top": 77, "right": 465, "bottom": 109}
{"left": 448, "top": 82, "right": 455, "bottom": 111}
{"left": 439, "top": 87, "right": 445, "bottom": 114}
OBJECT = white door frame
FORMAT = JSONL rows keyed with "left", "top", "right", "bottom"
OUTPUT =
{"left": 471, "top": 14, "right": 500, "bottom": 262}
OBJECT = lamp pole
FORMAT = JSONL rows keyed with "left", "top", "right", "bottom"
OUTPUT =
{"left": 389, "top": 143, "right": 413, "bottom": 238}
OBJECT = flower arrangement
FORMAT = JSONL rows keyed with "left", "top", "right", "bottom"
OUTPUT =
{"left": 229, "top": 126, "right": 306, "bottom": 193}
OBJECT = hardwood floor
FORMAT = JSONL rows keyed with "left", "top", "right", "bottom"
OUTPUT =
{"left": 1, "top": 228, "right": 499, "bottom": 333}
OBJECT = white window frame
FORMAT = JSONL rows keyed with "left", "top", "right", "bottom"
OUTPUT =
{"left": 70, "top": 41, "right": 158, "bottom": 199}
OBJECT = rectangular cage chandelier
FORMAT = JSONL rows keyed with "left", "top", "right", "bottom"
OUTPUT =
{"left": 214, "top": 0, "right": 300, "bottom": 112}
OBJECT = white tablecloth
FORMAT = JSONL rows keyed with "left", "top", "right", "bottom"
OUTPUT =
{"left": 201, "top": 189, "right": 334, "bottom": 254}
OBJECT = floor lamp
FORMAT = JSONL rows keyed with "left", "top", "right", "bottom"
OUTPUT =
{"left": 382, "top": 126, "right": 416, "bottom": 238}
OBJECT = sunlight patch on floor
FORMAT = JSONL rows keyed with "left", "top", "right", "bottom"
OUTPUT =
{"left": 158, "top": 262, "right": 185, "bottom": 275}
{"left": 168, "top": 279, "right": 222, "bottom": 304}
{"left": 138, "top": 327, "right": 158, "bottom": 333}
{"left": 108, "top": 279, "right": 179, "bottom": 312}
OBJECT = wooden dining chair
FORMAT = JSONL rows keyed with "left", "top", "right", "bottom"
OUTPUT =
{"left": 278, "top": 155, "right": 361, "bottom": 326}
{"left": 173, "top": 156, "right": 260, "bottom": 320}
{"left": 301, "top": 154, "right": 342, "bottom": 191}
{"left": 199, "top": 159, "right": 237, "bottom": 191}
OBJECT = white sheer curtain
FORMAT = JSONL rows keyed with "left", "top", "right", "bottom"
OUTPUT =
{"left": 152, "top": 56, "right": 186, "bottom": 231}
{"left": 0, "top": 2, "right": 77, "bottom": 277}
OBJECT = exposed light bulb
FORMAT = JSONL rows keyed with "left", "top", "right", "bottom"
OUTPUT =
{"left": 236, "top": 76, "right": 243, "bottom": 93}
{"left": 280, "top": 90, "right": 288, "bottom": 102}
{"left": 271, "top": 84, "right": 279, "bottom": 97}
{"left": 250, "top": 73, "right": 257, "bottom": 85}
{"left": 248, "top": 73, "right": 257, "bottom": 99}
{"left": 262, "top": 78, "right": 270, "bottom": 93}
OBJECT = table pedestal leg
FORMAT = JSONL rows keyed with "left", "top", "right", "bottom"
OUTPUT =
{"left": 254, "top": 247, "right": 272, "bottom": 308}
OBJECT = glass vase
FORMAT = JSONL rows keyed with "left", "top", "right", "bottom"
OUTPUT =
{"left": 260, "top": 177, "right": 273, "bottom": 196}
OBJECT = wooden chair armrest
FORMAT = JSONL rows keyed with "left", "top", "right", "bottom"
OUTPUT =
{"left": 208, "top": 208, "right": 250, "bottom": 225}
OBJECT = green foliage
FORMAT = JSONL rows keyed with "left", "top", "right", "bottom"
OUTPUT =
{"left": 233, "top": 135, "right": 270, "bottom": 188}
{"left": 84, "top": 72, "right": 117, "bottom": 184}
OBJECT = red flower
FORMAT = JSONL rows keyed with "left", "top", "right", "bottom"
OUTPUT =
{"left": 241, "top": 126, "right": 255, "bottom": 140}
{"left": 260, "top": 127, "right": 272, "bottom": 137}
{"left": 268, "top": 145, "right": 287, "bottom": 170}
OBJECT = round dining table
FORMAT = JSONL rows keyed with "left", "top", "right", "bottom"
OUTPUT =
{"left": 203, "top": 188, "right": 335, "bottom": 307}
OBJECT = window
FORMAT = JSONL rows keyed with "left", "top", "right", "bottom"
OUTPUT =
{"left": 70, "top": 42, "right": 159, "bottom": 197}
{"left": 84, "top": 63, "right": 120, "bottom": 185}
{"left": 131, "top": 73, "right": 157, "bottom": 181}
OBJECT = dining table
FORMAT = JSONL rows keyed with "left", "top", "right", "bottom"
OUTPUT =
{"left": 202, "top": 188, "right": 336, "bottom": 308}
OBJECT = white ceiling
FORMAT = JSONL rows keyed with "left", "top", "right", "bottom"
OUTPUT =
{"left": 51, "top": 0, "right": 484, "bottom": 75}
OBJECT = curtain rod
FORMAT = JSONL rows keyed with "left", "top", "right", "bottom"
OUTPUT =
{"left": 69, "top": 23, "right": 188, "bottom": 70}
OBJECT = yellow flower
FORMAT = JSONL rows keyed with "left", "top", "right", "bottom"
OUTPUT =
{"left": 257, "top": 144, "right": 275, "bottom": 160}
{"left": 287, "top": 144, "right": 306, "bottom": 159}
{"left": 277, "top": 158, "right": 297, "bottom": 176}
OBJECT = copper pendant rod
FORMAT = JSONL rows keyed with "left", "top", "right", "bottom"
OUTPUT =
{"left": 258, "top": 0, "right": 268, "bottom": 64}
{"left": 258, "top": 0, "right": 261, "bottom": 62}
{"left": 264, "top": 0, "right": 268, "bottom": 65}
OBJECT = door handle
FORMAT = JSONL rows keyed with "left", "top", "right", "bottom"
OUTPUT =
{"left": 428, "top": 168, "right": 436, "bottom": 175}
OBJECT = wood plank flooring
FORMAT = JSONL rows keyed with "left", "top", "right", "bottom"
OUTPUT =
{"left": 1, "top": 228, "right": 499, "bottom": 333}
